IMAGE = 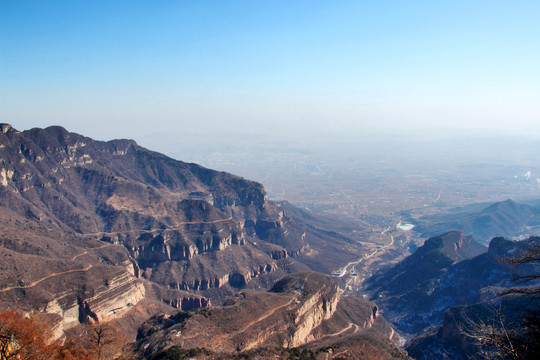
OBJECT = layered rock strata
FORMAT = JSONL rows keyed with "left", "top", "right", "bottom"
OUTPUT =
{"left": 0, "top": 125, "right": 365, "bottom": 341}
{"left": 135, "top": 273, "right": 403, "bottom": 359}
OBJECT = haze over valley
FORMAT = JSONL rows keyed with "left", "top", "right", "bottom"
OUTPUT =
{"left": 139, "top": 130, "right": 540, "bottom": 271}
{"left": 1, "top": 1, "right": 539, "bottom": 359}
{"left": 1, "top": 124, "right": 538, "bottom": 359}
{"left": 140, "top": 130, "right": 540, "bottom": 215}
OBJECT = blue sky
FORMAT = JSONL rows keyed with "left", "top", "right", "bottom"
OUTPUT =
{"left": 1, "top": 0, "right": 539, "bottom": 141}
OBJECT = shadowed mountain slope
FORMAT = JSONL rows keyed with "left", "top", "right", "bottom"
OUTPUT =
{"left": 366, "top": 232, "right": 538, "bottom": 338}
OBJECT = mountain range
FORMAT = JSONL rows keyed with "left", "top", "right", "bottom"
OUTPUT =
{"left": 2, "top": 123, "right": 538, "bottom": 359}
{"left": 411, "top": 199, "right": 540, "bottom": 244}
{"left": 0, "top": 124, "right": 396, "bottom": 355}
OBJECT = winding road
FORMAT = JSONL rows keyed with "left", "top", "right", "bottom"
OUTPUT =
{"left": 304, "top": 322, "right": 360, "bottom": 346}
{"left": 337, "top": 227, "right": 395, "bottom": 293}
{"left": 0, "top": 217, "right": 235, "bottom": 294}
{"left": 83, "top": 216, "right": 234, "bottom": 238}
{"left": 0, "top": 264, "right": 93, "bottom": 293}
{"left": 71, "top": 243, "right": 112, "bottom": 260}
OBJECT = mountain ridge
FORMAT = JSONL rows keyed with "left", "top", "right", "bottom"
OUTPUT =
{"left": 412, "top": 199, "right": 540, "bottom": 244}
{"left": 0, "top": 124, "right": 366, "bottom": 340}
{"left": 366, "top": 231, "right": 537, "bottom": 339}
{"left": 134, "top": 273, "right": 410, "bottom": 359}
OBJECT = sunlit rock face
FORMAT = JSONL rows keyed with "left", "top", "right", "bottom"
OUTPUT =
{"left": 134, "top": 273, "right": 408, "bottom": 359}
{"left": 0, "top": 124, "right": 365, "bottom": 339}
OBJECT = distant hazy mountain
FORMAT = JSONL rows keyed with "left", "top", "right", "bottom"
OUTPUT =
{"left": 0, "top": 124, "right": 364, "bottom": 339}
{"left": 412, "top": 199, "right": 540, "bottom": 244}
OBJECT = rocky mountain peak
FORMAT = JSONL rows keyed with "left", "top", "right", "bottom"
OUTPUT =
{"left": 270, "top": 272, "right": 339, "bottom": 299}
{"left": 428, "top": 231, "right": 486, "bottom": 262}
{"left": 0, "top": 123, "right": 13, "bottom": 134}
{"left": 484, "top": 198, "right": 518, "bottom": 212}
{"left": 487, "top": 236, "right": 517, "bottom": 259}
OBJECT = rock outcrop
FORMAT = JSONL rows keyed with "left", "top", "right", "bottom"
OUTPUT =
{"left": 40, "top": 271, "right": 145, "bottom": 334}
{"left": 0, "top": 124, "right": 365, "bottom": 340}
{"left": 134, "top": 273, "right": 408, "bottom": 359}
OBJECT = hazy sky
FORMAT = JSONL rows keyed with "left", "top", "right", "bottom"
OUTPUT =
{"left": 1, "top": 1, "right": 539, "bottom": 141}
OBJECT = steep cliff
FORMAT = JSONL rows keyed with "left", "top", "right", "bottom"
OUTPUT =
{"left": 134, "top": 273, "right": 409, "bottom": 359}
{"left": 0, "top": 124, "right": 365, "bottom": 338}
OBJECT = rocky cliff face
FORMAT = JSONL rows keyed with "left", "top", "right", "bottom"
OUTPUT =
{"left": 0, "top": 204, "right": 146, "bottom": 338}
{"left": 134, "top": 273, "right": 408, "bottom": 359}
{"left": 269, "top": 272, "right": 341, "bottom": 348}
{"left": 142, "top": 272, "right": 342, "bottom": 353}
{"left": 44, "top": 272, "right": 146, "bottom": 330}
{"left": 0, "top": 124, "right": 365, "bottom": 339}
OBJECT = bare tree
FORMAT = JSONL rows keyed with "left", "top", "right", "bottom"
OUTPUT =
{"left": 89, "top": 323, "right": 118, "bottom": 360}
{"left": 461, "top": 238, "right": 540, "bottom": 359}
{"left": 504, "top": 239, "right": 540, "bottom": 295}
{"left": 460, "top": 303, "right": 521, "bottom": 360}
{"left": 59, "top": 320, "right": 124, "bottom": 360}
